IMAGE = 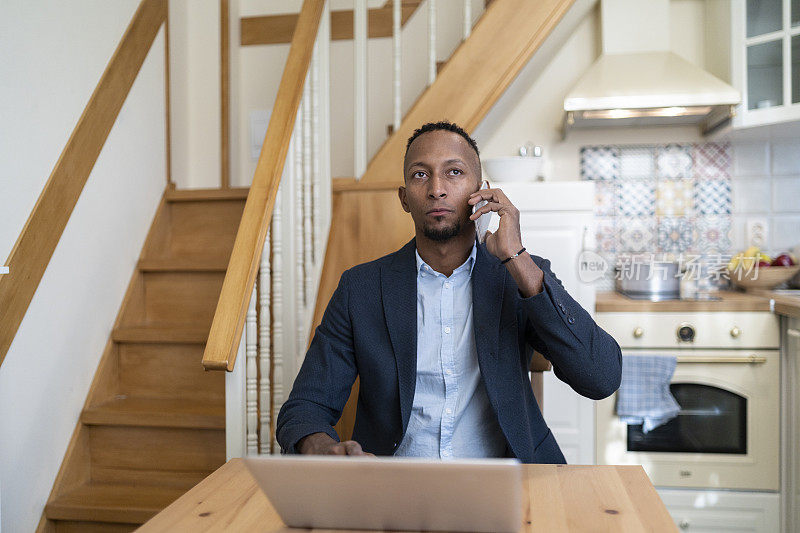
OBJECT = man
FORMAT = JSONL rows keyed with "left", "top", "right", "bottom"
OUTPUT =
{"left": 276, "top": 121, "right": 622, "bottom": 463}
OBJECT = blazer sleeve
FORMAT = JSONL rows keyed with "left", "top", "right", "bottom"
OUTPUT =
{"left": 520, "top": 255, "right": 622, "bottom": 400}
{"left": 276, "top": 269, "right": 358, "bottom": 453}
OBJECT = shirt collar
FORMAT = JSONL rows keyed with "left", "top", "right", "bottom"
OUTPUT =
{"left": 415, "top": 242, "right": 478, "bottom": 278}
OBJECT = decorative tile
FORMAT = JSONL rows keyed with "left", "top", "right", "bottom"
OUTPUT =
{"left": 656, "top": 179, "right": 695, "bottom": 216}
{"left": 657, "top": 216, "right": 695, "bottom": 253}
{"left": 618, "top": 180, "right": 655, "bottom": 216}
{"left": 695, "top": 215, "right": 732, "bottom": 255}
{"left": 617, "top": 216, "right": 656, "bottom": 253}
{"left": 694, "top": 179, "right": 732, "bottom": 215}
{"left": 619, "top": 146, "right": 655, "bottom": 178}
{"left": 594, "top": 181, "right": 617, "bottom": 216}
{"left": 595, "top": 217, "right": 616, "bottom": 254}
{"left": 656, "top": 144, "right": 693, "bottom": 179}
{"left": 581, "top": 146, "right": 620, "bottom": 180}
{"left": 693, "top": 142, "right": 731, "bottom": 179}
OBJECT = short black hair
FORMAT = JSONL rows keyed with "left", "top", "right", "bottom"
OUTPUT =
{"left": 405, "top": 120, "right": 480, "bottom": 160}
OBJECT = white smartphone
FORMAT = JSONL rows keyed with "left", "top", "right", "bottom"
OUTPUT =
{"left": 473, "top": 180, "right": 492, "bottom": 244}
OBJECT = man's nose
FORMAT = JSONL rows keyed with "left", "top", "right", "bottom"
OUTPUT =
{"left": 427, "top": 175, "right": 447, "bottom": 198}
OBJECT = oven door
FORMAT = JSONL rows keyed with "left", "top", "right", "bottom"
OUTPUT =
{"left": 595, "top": 349, "right": 779, "bottom": 491}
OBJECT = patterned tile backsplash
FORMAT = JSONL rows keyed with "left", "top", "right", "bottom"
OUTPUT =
{"left": 581, "top": 142, "right": 734, "bottom": 290}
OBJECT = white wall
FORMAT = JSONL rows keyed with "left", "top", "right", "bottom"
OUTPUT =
{"left": 0, "top": 2, "right": 166, "bottom": 530}
{"left": 169, "top": 0, "right": 221, "bottom": 189}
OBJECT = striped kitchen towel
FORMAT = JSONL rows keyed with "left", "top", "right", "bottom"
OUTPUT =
{"left": 615, "top": 355, "right": 681, "bottom": 433}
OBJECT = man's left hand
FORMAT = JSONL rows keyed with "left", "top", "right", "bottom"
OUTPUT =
{"left": 468, "top": 187, "right": 524, "bottom": 261}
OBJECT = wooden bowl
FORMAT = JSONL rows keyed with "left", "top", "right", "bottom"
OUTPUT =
{"left": 729, "top": 264, "right": 800, "bottom": 290}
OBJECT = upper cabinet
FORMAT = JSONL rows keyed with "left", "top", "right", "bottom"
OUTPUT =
{"left": 732, "top": 0, "right": 800, "bottom": 127}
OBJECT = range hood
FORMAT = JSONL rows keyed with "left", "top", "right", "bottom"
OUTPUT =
{"left": 562, "top": 0, "right": 741, "bottom": 136}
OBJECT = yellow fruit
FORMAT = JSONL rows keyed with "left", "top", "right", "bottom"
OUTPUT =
{"left": 728, "top": 252, "right": 743, "bottom": 271}
{"left": 741, "top": 246, "right": 760, "bottom": 270}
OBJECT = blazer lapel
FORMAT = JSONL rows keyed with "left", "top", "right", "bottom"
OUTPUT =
{"left": 380, "top": 238, "right": 418, "bottom": 431}
{"left": 472, "top": 243, "right": 504, "bottom": 384}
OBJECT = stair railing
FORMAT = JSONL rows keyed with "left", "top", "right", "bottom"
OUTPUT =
{"left": 206, "top": 0, "right": 484, "bottom": 457}
{"left": 202, "top": 0, "right": 330, "bottom": 456}
{"left": 0, "top": 0, "right": 169, "bottom": 369}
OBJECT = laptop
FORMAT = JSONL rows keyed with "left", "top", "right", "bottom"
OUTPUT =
{"left": 243, "top": 455, "right": 523, "bottom": 532}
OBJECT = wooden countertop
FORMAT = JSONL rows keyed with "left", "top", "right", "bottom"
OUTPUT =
{"left": 596, "top": 290, "right": 771, "bottom": 313}
{"left": 751, "top": 289, "right": 800, "bottom": 319}
{"left": 140, "top": 458, "right": 677, "bottom": 532}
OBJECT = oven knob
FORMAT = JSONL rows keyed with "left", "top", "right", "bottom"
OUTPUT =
{"left": 677, "top": 323, "right": 695, "bottom": 342}
{"left": 633, "top": 327, "right": 644, "bottom": 338}
{"left": 679, "top": 518, "right": 690, "bottom": 529}
{"left": 730, "top": 326, "right": 741, "bottom": 338}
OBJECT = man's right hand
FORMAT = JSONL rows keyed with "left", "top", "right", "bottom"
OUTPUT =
{"left": 297, "top": 432, "right": 374, "bottom": 456}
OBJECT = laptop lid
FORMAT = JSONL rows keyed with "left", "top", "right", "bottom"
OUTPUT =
{"left": 243, "top": 455, "right": 523, "bottom": 533}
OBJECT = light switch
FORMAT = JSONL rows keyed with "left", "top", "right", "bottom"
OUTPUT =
{"left": 249, "top": 110, "right": 271, "bottom": 161}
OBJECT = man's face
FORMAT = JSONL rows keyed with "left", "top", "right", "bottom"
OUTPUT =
{"left": 399, "top": 130, "right": 482, "bottom": 242}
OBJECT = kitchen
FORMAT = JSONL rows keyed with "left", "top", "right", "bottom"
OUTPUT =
{"left": 470, "top": 0, "right": 800, "bottom": 531}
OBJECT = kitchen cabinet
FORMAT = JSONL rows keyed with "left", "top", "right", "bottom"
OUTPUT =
{"left": 731, "top": 0, "right": 800, "bottom": 127}
{"left": 782, "top": 316, "right": 800, "bottom": 532}
{"left": 657, "top": 489, "right": 779, "bottom": 532}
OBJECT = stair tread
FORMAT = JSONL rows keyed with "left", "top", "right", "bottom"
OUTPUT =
{"left": 46, "top": 482, "right": 186, "bottom": 523}
{"left": 83, "top": 396, "right": 225, "bottom": 429}
{"left": 165, "top": 188, "right": 249, "bottom": 202}
{"left": 137, "top": 256, "right": 229, "bottom": 272}
{"left": 112, "top": 325, "right": 209, "bottom": 344}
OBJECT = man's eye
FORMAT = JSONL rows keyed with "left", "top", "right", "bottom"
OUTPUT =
{"left": 412, "top": 171, "right": 426, "bottom": 179}
{"left": 449, "top": 169, "right": 462, "bottom": 175}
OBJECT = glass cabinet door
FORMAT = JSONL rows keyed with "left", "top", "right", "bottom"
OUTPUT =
{"left": 748, "top": 40, "right": 784, "bottom": 109}
{"left": 747, "top": 0, "right": 783, "bottom": 37}
{"left": 739, "top": 0, "right": 800, "bottom": 120}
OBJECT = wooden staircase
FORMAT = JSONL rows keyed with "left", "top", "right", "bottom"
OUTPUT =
{"left": 39, "top": 188, "right": 247, "bottom": 532}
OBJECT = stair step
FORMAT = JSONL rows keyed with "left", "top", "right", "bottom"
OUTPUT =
{"left": 137, "top": 256, "right": 229, "bottom": 272}
{"left": 89, "top": 425, "right": 225, "bottom": 472}
{"left": 91, "top": 467, "right": 213, "bottom": 491}
{"left": 50, "top": 520, "right": 139, "bottom": 532}
{"left": 164, "top": 199, "right": 245, "bottom": 259}
{"left": 46, "top": 482, "right": 185, "bottom": 524}
{"left": 83, "top": 397, "right": 224, "bottom": 429}
{"left": 112, "top": 326, "right": 209, "bottom": 344}
{"left": 118, "top": 343, "right": 223, "bottom": 402}
{"left": 137, "top": 271, "right": 224, "bottom": 327}
{"left": 164, "top": 187, "right": 249, "bottom": 202}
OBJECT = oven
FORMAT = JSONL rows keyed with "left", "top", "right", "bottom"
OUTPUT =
{"left": 595, "top": 311, "right": 780, "bottom": 491}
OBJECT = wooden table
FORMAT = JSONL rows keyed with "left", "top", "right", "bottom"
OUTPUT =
{"left": 139, "top": 458, "right": 677, "bottom": 532}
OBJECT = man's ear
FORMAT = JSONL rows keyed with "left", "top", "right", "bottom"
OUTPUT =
{"left": 398, "top": 186, "right": 410, "bottom": 213}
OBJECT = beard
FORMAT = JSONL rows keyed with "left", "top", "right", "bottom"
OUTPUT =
{"left": 423, "top": 219, "right": 462, "bottom": 242}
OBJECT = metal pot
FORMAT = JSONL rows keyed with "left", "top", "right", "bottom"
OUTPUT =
{"left": 615, "top": 259, "right": 680, "bottom": 299}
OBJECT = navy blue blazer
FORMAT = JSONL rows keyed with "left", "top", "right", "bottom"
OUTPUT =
{"left": 276, "top": 239, "right": 622, "bottom": 463}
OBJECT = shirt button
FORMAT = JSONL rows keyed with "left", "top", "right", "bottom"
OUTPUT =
{"left": 445, "top": 368, "right": 453, "bottom": 375}
{"left": 444, "top": 281, "right": 451, "bottom": 288}
{"left": 444, "top": 326, "right": 451, "bottom": 334}
{"left": 445, "top": 408, "right": 453, "bottom": 415}
{"left": 568, "top": 316, "right": 575, "bottom": 324}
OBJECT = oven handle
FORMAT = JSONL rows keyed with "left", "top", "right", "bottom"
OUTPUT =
{"left": 676, "top": 354, "right": 766, "bottom": 364}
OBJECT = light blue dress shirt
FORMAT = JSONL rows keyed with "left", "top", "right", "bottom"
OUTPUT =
{"left": 394, "top": 244, "right": 507, "bottom": 459}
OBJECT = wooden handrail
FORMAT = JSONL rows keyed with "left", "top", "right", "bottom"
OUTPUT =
{"left": 0, "top": 0, "right": 166, "bottom": 368}
{"left": 202, "top": 0, "right": 325, "bottom": 371}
